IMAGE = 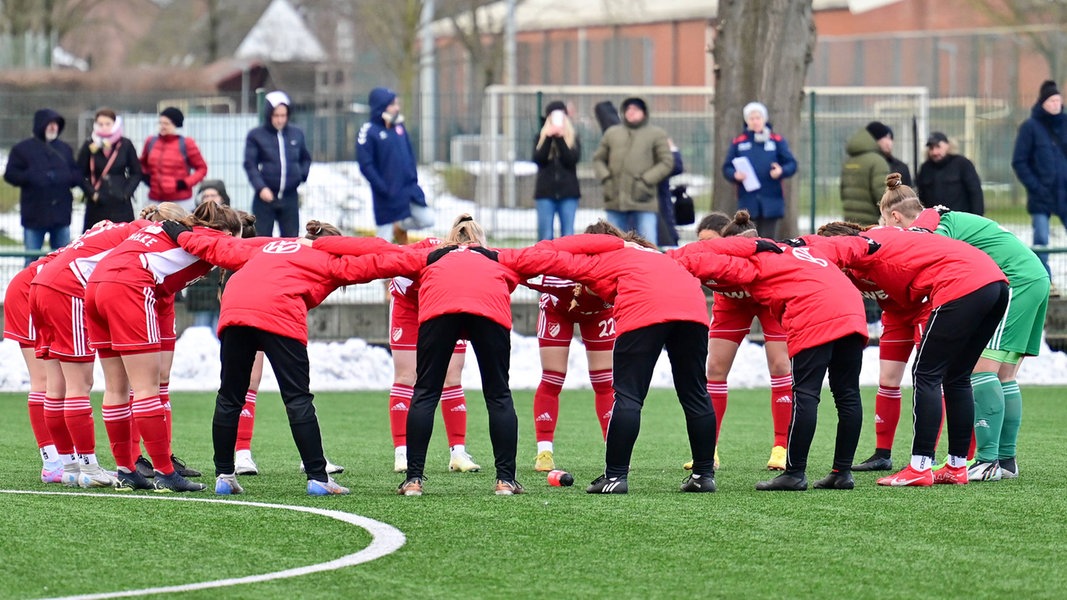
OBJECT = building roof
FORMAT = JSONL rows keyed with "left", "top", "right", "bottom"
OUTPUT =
{"left": 236, "top": 0, "right": 326, "bottom": 62}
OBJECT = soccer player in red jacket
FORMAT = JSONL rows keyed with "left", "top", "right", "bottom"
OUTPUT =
{"left": 388, "top": 237, "right": 479, "bottom": 475}
{"left": 524, "top": 275, "right": 615, "bottom": 472}
{"left": 30, "top": 217, "right": 152, "bottom": 488}
{"left": 808, "top": 225, "right": 1009, "bottom": 486}
{"left": 499, "top": 221, "right": 726, "bottom": 494}
{"left": 5, "top": 253, "right": 61, "bottom": 482}
{"left": 84, "top": 201, "right": 242, "bottom": 492}
{"left": 169, "top": 219, "right": 401, "bottom": 496}
{"left": 670, "top": 213, "right": 872, "bottom": 491}
{"left": 314, "top": 214, "right": 622, "bottom": 496}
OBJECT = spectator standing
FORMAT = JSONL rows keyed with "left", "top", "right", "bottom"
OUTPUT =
{"left": 76, "top": 108, "right": 143, "bottom": 232}
{"left": 3, "top": 108, "right": 80, "bottom": 263}
{"left": 357, "top": 87, "right": 433, "bottom": 245}
{"left": 244, "top": 91, "right": 312, "bottom": 237}
{"left": 532, "top": 100, "right": 581, "bottom": 241}
{"left": 655, "top": 139, "right": 685, "bottom": 248}
{"left": 722, "top": 102, "right": 798, "bottom": 239}
{"left": 840, "top": 125, "right": 889, "bottom": 226}
{"left": 866, "top": 121, "right": 912, "bottom": 187}
{"left": 140, "top": 106, "right": 208, "bottom": 212}
{"left": 1011, "top": 79, "right": 1067, "bottom": 280}
{"left": 916, "top": 131, "right": 983, "bottom": 215}
{"left": 592, "top": 97, "right": 674, "bottom": 245}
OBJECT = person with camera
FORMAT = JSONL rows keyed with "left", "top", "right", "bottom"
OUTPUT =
{"left": 76, "top": 108, "right": 143, "bottom": 232}
{"left": 532, "top": 100, "right": 581, "bottom": 241}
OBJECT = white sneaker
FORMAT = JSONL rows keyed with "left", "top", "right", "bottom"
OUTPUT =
{"left": 394, "top": 448, "right": 408, "bottom": 473}
{"left": 235, "top": 454, "right": 259, "bottom": 476}
{"left": 967, "top": 460, "right": 1003, "bottom": 482}
{"left": 449, "top": 450, "right": 481, "bottom": 473}
{"left": 61, "top": 464, "right": 80, "bottom": 487}
{"left": 78, "top": 464, "right": 118, "bottom": 488}
{"left": 299, "top": 458, "right": 345, "bottom": 475}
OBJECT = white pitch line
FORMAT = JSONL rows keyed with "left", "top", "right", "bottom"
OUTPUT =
{"left": 1, "top": 490, "right": 406, "bottom": 599}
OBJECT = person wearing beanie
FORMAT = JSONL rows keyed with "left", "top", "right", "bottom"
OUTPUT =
{"left": 1013, "top": 78, "right": 1067, "bottom": 285}
{"left": 916, "top": 131, "right": 983, "bottom": 215}
{"left": 840, "top": 124, "right": 890, "bottom": 226}
{"left": 357, "top": 86, "right": 433, "bottom": 244}
{"left": 198, "top": 179, "right": 231, "bottom": 206}
{"left": 3, "top": 108, "right": 80, "bottom": 264}
{"left": 865, "top": 121, "right": 912, "bottom": 187}
{"left": 722, "top": 101, "right": 798, "bottom": 239}
{"left": 243, "top": 90, "right": 312, "bottom": 237}
{"left": 140, "top": 106, "right": 208, "bottom": 211}
{"left": 76, "top": 108, "right": 143, "bottom": 231}
{"left": 532, "top": 100, "right": 581, "bottom": 240}
{"left": 592, "top": 96, "right": 674, "bottom": 245}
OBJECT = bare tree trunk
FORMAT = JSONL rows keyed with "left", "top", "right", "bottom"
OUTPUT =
{"left": 712, "top": 0, "right": 815, "bottom": 238}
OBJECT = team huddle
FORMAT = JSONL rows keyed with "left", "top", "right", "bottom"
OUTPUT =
{"left": 3, "top": 172, "right": 1046, "bottom": 496}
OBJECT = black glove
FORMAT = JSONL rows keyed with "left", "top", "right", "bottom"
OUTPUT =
{"left": 161, "top": 220, "right": 192, "bottom": 243}
{"left": 933, "top": 204, "right": 951, "bottom": 215}
{"left": 754, "top": 239, "right": 784, "bottom": 254}
{"left": 176, "top": 179, "right": 189, "bottom": 191}
{"left": 862, "top": 236, "right": 881, "bottom": 255}
{"left": 778, "top": 238, "right": 806, "bottom": 247}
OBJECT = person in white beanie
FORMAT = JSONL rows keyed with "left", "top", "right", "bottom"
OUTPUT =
{"left": 244, "top": 90, "right": 312, "bottom": 237}
{"left": 721, "top": 101, "right": 797, "bottom": 239}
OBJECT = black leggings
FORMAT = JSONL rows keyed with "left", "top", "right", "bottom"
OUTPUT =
{"left": 406, "top": 314, "right": 517, "bottom": 481}
{"left": 213, "top": 325, "right": 328, "bottom": 480}
{"left": 911, "top": 281, "right": 1010, "bottom": 458}
{"left": 607, "top": 321, "right": 714, "bottom": 478}
{"left": 787, "top": 334, "right": 866, "bottom": 474}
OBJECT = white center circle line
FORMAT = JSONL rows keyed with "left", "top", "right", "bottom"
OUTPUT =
{"left": 1, "top": 489, "right": 406, "bottom": 600}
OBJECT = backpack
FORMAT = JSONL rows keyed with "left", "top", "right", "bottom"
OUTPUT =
{"left": 144, "top": 135, "right": 190, "bottom": 170}
{"left": 671, "top": 184, "right": 695, "bottom": 225}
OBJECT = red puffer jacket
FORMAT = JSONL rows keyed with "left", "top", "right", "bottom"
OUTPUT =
{"left": 140, "top": 135, "right": 208, "bottom": 201}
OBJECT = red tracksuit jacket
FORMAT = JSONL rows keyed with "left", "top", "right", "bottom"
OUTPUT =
{"left": 33, "top": 219, "right": 151, "bottom": 295}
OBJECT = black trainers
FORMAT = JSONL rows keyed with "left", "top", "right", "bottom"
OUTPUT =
{"left": 755, "top": 472, "right": 808, "bottom": 491}
{"left": 153, "top": 471, "right": 207, "bottom": 492}
{"left": 586, "top": 474, "right": 628, "bottom": 494}
{"left": 115, "top": 469, "right": 154, "bottom": 491}
{"left": 813, "top": 470, "right": 855, "bottom": 490}
{"left": 171, "top": 455, "right": 202, "bottom": 478}
{"left": 135, "top": 455, "right": 155, "bottom": 478}
{"left": 680, "top": 473, "right": 717, "bottom": 493}
{"left": 852, "top": 452, "right": 893, "bottom": 472}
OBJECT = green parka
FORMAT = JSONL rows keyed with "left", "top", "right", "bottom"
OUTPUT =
{"left": 592, "top": 117, "right": 674, "bottom": 213}
{"left": 840, "top": 128, "right": 889, "bottom": 226}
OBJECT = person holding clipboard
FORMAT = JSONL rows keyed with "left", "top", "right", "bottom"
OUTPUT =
{"left": 722, "top": 102, "right": 797, "bottom": 239}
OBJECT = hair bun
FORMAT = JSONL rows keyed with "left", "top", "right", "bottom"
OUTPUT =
{"left": 306, "top": 220, "right": 323, "bottom": 235}
{"left": 885, "top": 172, "right": 903, "bottom": 190}
{"left": 733, "top": 209, "right": 752, "bottom": 225}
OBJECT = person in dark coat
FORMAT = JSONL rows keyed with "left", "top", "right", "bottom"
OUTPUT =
{"left": 916, "top": 131, "right": 984, "bottom": 215}
{"left": 3, "top": 108, "right": 80, "bottom": 264}
{"left": 357, "top": 87, "right": 433, "bottom": 244}
{"left": 866, "top": 121, "right": 912, "bottom": 187}
{"left": 656, "top": 141, "right": 684, "bottom": 247}
{"left": 76, "top": 108, "right": 143, "bottom": 232}
{"left": 243, "top": 90, "right": 312, "bottom": 237}
{"left": 532, "top": 100, "right": 581, "bottom": 241}
{"left": 1011, "top": 79, "right": 1067, "bottom": 279}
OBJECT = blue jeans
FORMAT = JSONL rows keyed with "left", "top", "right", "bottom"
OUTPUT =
{"left": 23, "top": 225, "right": 70, "bottom": 266}
{"left": 535, "top": 197, "right": 578, "bottom": 240}
{"left": 253, "top": 191, "right": 301, "bottom": 237}
{"left": 1031, "top": 212, "right": 1061, "bottom": 277}
{"left": 606, "top": 210, "right": 659, "bottom": 246}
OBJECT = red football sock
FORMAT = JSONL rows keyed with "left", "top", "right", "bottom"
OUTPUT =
{"left": 874, "top": 385, "right": 902, "bottom": 451}
{"left": 235, "top": 389, "right": 257, "bottom": 452}
{"left": 102, "top": 402, "right": 135, "bottom": 471}
{"left": 64, "top": 395, "right": 96, "bottom": 455}
{"left": 967, "top": 430, "right": 976, "bottom": 461}
{"left": 389, "top": 384, "right": 413, "bottom": 447}
{"left": 160, "top": 384, "right": 172, "bottom": 445}
{"left": 132, "top": 396, "right": 172, "bottom": 475}
{"left": 534, "top": 370, "right": 564, "bottom": 443}
{"left": 44, "top": 396, "right": 74, "bottom": 456}
{"left": 934, "top": 395, "right": 946, "bottom": 453}
{"left": 707, "top": 380, "right": 728, "bottom": 440}
{"left": 589, "top": 369, "right": 614, "bottom": 440}
{"left": 440, "top": 385, "right": 468, "bottom": 447}
{"left": 27, "top": 391, "right": 51, "bottom": 448}
{"left": 128, "top": 389, "right": 142, "bottom": 452}
{"left": 769, "top": 374, "right": 793, "bottom": 448}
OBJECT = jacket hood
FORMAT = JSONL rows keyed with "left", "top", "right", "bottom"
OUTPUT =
{"left": 33, "top": 108, "right": 65, "bottom": 140}
{"left": 369, "top": 87, "right": 397, "bottom": 122}
{"left": 845, "top": 127, "right": 880, "bottom": 156}
{"left": 262, "top": 90, "right": 291, "bottom": 130}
